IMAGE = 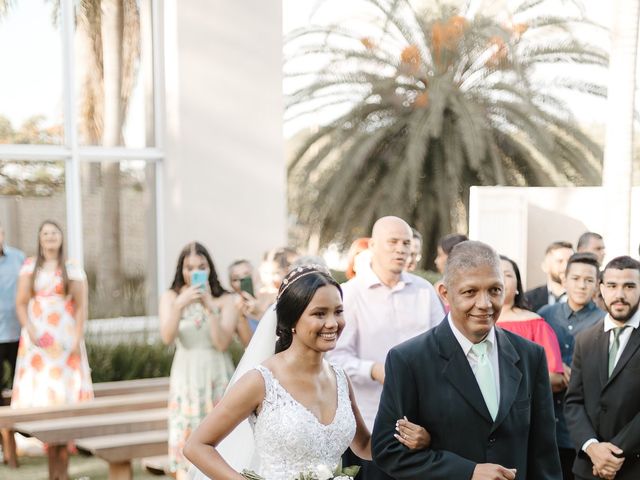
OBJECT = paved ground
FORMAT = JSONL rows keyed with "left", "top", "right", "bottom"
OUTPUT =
{"left": 0, "top": 455, "right": 171, "bottom": 480}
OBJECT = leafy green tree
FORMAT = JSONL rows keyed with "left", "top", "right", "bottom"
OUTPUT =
{"left": 285, "top": 0, "right": 607, "bottom": 265}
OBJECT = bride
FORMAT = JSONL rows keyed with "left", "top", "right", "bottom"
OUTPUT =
{"left": 184, "top": 265, "right": 428, "bottom": 479}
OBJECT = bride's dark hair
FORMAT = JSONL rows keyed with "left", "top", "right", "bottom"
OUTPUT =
{"left": 275, "top": 266, "right": 342, "bottom": 353}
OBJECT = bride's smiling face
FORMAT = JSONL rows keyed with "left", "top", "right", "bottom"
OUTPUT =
{"left": 293, "top": 285, "right": 345, "bottom": 353}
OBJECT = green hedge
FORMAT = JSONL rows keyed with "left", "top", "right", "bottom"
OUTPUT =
{"left": 86, "top": 339, "right": 246, "bottom": 383}
{"left": 86, "top": 342, "right": 174, "bottom": 382}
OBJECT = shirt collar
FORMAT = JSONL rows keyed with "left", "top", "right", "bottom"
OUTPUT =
{"left": 562, "top": 300, "right": 596, "bottom": 318}
{"left": 447, "top": 314, "right": 497, "bottom": 357}
{"left": 604, "top": 308, "right": 640, "bottom": 332}
{"left": 360, "top": 262, "right": 413, "bottom": 290}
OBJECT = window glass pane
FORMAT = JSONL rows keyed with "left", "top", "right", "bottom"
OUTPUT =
{"left": 0, "top": 160, "right": 67, "bottom": 253}
{"left": 76, "top": 0, "right": 155, "bottom": 148}
{"left": 81, "top": 160, "right": 157, "bottom": 319}
{"left": 0, "top": 3, "right": 64, "bottom": 145}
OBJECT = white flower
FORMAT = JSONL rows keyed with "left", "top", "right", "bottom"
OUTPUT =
{"left": 315, "top": 465, "right": 333, "bottom": 480}
{"left": 334, "top": 477, "right": 352, "bottom": 480}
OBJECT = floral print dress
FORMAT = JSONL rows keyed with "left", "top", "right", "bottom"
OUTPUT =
{"left": 168, "top": 301, "right": 234, "bottom": 473}
{"left": 11, "top": 258, "right": 93, "bottom": 407}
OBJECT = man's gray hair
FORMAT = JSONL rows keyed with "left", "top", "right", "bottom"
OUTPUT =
{"left": 443, "top": 240, "right": 501, "bottom": 287}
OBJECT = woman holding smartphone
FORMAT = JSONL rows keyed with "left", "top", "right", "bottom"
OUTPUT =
{"left": 159, "top": 242, "right": 238, "bottom": 480}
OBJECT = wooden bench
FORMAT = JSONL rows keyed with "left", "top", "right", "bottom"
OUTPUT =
{"left": 92, "top": 377, "right": 169, "bottom": 397}
{"left": 76, "top": 429, "right": 168, "bottom": 480}
{"left": 15, "top": 409, "right": 168, "bottom": 480}
{"left": 0, "top": 377, "right": 169, "bottom": 405}
{"left": 142, "top": 455, "right": 170, "bottom": 476}
{"left": 0, "top": 391, "right": 168, "bottom": 469}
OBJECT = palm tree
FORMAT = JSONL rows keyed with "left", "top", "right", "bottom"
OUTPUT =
{"left": 76, "top": 0, "right": 141, "bottom": 303}
{"left": 285, "top": 0, "right": 608, "bottom": 265}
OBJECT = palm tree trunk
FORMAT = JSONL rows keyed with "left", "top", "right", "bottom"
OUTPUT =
{"left": 97, "top": 0, "right": 124, "bottom": 300}
{"left": 602, "top": 0, "right": 639, "bottom": 257}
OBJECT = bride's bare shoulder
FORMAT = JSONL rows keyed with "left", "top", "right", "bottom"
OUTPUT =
{"left": 230, "top": 368, "right": 267, "bottom": 396}
{"left": 261, "top": 353, "right": 287, "bottom": 376}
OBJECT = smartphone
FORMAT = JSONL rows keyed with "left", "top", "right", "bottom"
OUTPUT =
{"left": 239, "top": 276, "right": 255, "bottom": 297}
{"left": 191, "top": 270, "right": 208, "bottom": 290}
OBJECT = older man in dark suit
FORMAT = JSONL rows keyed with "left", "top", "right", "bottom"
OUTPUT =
{"left": 565, "top": 256, "right": 640, "bottom": 480}
{"left": 372, "top": 240, "right": 561, "bottom": 480}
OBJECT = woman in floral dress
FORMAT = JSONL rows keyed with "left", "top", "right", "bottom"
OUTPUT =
{"left": 159, "top": 242, "right": 237, "bottom": 479}
{"left": 12, "top": 220, "right": 93, "bottom": 407}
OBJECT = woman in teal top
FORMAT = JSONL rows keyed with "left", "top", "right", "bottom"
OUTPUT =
{"left": 159, "top": 242, "right": 237, "bottom": 479}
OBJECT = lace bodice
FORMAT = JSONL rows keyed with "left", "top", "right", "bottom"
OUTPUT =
{"left": 250, "top": 364, "right": 356, "bottom": 480}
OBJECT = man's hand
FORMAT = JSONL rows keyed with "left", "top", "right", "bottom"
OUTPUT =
{"left": 550, "top": 372, "right": 568, "bottom": 393}
{"left": 471, "top": 463, "right": 517, "bottom": 480}
{"left": 586, "top": 442, "right": 624, "bottom": 479}
{"left": 371, "top": 362, "right": 385, "bottom": 384}
{"left": 592, "top": 465, "right": 617, "bottom": 480}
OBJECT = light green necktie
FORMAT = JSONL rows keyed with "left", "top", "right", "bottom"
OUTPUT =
{"left": 471, "top": 341, "right": 499, "bottom": 420}
{"left": 608, "top": 326, "right": 629, "bottom": 377}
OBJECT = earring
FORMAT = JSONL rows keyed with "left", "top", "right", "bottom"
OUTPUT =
{"left": 516, "top": 290, "right": 520, "bottom": 295}
{"left": 291, "top": 328, "right": 296, "bottom": 334}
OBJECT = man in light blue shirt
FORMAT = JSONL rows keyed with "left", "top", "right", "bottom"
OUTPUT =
{"left": 0, "top": 222, "right": 25, "bottom": 391}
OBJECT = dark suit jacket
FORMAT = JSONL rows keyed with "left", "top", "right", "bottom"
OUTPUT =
{"left": 525, "top": 285, "right": 550, "bottom": 313}
{"left": 565, "top": 320, "right": 640, "bottom": 479}
{"left": 371, "top": 318, "right": 561, "bottom": 480}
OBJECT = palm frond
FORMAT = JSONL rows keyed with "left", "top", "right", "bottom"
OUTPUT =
{"left": 285, "top": 0, "right": 606, "bottom": 261}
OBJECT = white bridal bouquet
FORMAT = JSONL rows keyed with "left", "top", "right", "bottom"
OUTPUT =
{"left": 241, "top": 463, "right": 360, "bottom": 480}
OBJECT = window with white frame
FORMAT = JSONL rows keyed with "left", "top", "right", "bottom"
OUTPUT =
{"left": 0, "top": 0, "right": 164, "bottom": 318}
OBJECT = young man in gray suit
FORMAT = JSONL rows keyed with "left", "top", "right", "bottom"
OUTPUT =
{"left": 372, "top": 241, "right": 561, "bottom": 480}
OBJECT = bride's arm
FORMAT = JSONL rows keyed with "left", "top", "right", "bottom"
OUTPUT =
{"left": 347, "top": 377, "right": 372, "bottom": 461}
{"left": 183, "top": 370, "right": 264, "bottom": 479}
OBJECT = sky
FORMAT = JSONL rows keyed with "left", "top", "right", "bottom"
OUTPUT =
{"left": 0, "top": 0, "right": 617, "bottom": 142}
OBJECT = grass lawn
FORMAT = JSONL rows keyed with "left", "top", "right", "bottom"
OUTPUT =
{"left": 0, "top": 454, "right": 172, "bottom": 480}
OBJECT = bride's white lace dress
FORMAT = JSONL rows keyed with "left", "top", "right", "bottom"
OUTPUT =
{"left": 250, "top": 364, "right": 356, "bottom": 479}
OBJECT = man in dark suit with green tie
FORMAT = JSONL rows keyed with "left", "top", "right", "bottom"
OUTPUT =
{"left": 565, "top": 256, "right": 640, "bottom": 480}
{"left": 372, "top": 241, "right": 561, "bottom": 479}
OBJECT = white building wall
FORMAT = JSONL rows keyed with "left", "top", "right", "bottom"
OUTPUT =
{"left": 162, "top": 0, "right": 286, "bottom": 289}
{"left": 470, "top": 186, "right": 640, "bottom": 290}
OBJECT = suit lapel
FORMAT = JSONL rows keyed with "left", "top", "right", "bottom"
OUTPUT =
{"left": 605, "top": 327, "right": 640, "bottom": 387}
{"left": 597, "top": 325, "right": 610, "bottom": 388}
{"left": 436, "top": 321, "right": 493, "bottom": 424}
{"left": 491, "top": 328, "right": 522, "bottom": 433}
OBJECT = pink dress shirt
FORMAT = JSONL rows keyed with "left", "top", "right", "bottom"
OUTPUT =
{"left": 328, "top": 264, "right": 445, "bottom": 429}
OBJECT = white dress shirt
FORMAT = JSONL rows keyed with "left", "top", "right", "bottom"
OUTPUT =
{"left": 328, "top": 263, "right": 445, "bottom": 429}
{"left": 448, "top": 315, "right": 501, "bottom": 404}
{"left": 547, "top": 282, "right": 567, "bottom": 306}
{"left": 604, "top": 310, "right": 640, "bottom": 366}
{"left": 581, "top": 308, "right": 640, "bottom": 452}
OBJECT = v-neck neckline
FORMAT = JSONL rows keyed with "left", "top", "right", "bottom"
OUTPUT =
{"left": 260, "top": 364, "right": 341, "bottom": 427}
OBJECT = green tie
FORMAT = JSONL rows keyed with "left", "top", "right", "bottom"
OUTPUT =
{"left": 608, "top": 326, "right": 629, "bottom": 377}
{"left": 471, "top": 341, "right": 499, "bottom": 420}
